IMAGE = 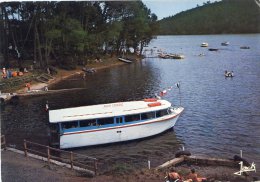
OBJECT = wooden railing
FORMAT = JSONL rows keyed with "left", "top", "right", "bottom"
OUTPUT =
{"left": 1, "top": 135, "right": 6, "bottom": 150}
{"left": 23, "top": 140, "right": 98, "bottom": 175}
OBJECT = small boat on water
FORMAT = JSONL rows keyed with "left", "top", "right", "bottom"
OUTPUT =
{"left": 169, "top": 54, "right": 185, "bottom": 59}
{"left": 158, "top": 53, "right": 184, "bottom": 59}
{"left": 82, "top": 67, "right": 96, "bottom": 73}
{"left": 208, "top": 48, "right": 218, "bottom": 51}
{"left": 201, "top": 42, "right": 209, "bottom": 47}
{"left": 221, "top": 42, "right": 229, "bottom": 46}
{"left": 118, "top": 57, "right": 132, "bottom": 63}
{"left": 225, "top": 71, "right": 234, "bottom": 77}
{"left": 48, "top": 99, "right": 184, "bottom": 149}
{"left": 198, "top": 53, "right": 205, "bottom": 57}
{"left": 158, "top": 53, "right": 171, "bottom": 59}
{"left": 240, "top": 46, "right": 250, "bottom": 49}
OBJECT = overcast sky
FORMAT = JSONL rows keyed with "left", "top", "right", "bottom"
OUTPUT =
{"left": 143, "top": 0, "right": 221, "bottom": 20}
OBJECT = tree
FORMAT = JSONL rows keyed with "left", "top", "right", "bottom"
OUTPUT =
{"left": 1, "top": 1, "right": 158, "bottom": 69}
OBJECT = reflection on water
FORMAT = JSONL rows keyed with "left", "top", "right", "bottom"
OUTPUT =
{"left": 1, "top": 34, "right": 260, "bottom": 169}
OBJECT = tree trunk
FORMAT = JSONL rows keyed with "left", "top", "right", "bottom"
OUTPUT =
{"left": 140, "top": 41, "right": 144, "bottom": 56}
{"left": 34, "top": 21, "right": 37, "bottom": 65}
{"left": 35, "top": 26, "right": 43, "bottom": 68}
{"left": 2, "top": 6, "right": 10, "bottom": 67}
{"left": 45, "top": 39, "right": 52, "bottom": 67}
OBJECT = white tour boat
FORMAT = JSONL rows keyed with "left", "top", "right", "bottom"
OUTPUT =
{"left": 49, "top": 99, "right": 184, "bottom": 149}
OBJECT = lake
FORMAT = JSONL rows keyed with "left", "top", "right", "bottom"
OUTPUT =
{"left": 1, "top": 34, "right": 260, "bottom": 172}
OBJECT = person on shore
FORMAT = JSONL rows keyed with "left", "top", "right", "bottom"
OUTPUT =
{"left": 167, "top": 168, "right": 182, "bottom": 182}
{"left": 25, "top": 82, "right": 31, "bottom": 92}
{"left": 83, "top": 72, "right": 86, "bottom": 80}
{"left": 2, "top": 68, "right": 7, "bottom": 78}
{"left": 186, "top": 168, "right": 207, "bottom": 182}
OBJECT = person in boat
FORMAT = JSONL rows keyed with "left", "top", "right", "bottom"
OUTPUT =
{"left": 186, "top": 168, "right": 207, "bottom": 182}
{"left": 225, "top": 70, "right": 229, "bottom": 77}
{"left": 225, "top": 70, "right": 233, "bottom": 77}
{"left": 231, "top": 71, "right": 234, "bottom": 77}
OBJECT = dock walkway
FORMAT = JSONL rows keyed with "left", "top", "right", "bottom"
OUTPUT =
{"left": 1, "top": 149, "right": 88, "bottom": 182}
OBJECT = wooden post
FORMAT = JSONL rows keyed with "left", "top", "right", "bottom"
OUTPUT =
{"left": 47, "top": 146, "right": 50, "bottom": 166}
{"left": 70, "top": 152, "right": 73, "bottom": 169}
{"left": 24, "top": 140, "right": 27, "bottom": 157}
{"left": 94, "top": 159, "right": 98, "bottom": 175}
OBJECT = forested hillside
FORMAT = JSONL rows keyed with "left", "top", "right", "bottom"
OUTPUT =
{"left": 159, "top": 0, "right": 260, "bottom": 35}
{"left": 1, "top": 1, "right": 158, "bottom": 69}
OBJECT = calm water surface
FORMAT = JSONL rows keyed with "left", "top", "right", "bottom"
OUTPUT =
{"left": 1, "top": 34, "right": 260, "bottom": 171}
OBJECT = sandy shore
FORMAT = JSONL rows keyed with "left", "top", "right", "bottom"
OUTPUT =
{"left": 15, "top": 57, "right": 127, "bottom": 94}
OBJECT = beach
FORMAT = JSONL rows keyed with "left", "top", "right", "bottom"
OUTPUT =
{"left": 2, "top": 56, "right": 129, "bottom": 94}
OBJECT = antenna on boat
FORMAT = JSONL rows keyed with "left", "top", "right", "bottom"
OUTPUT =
{"left": 176, "top": 82, "right": 181, "bottom": 106}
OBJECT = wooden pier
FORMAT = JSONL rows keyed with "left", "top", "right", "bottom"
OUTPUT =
{"left": 17, "top": 87, "right": 86, "bottom": 97}
{"left": 156, "top": 155, "right": 238, "bottom": 170}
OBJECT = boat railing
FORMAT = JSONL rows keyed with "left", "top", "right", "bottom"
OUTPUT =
{"left": 23, "top": 139, "right": 98, "bottom": 175}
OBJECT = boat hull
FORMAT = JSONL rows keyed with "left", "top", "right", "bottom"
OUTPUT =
{"left": 59, "top": 107, "right": 183, "bottom": 149}
{"left": 118, "top": 57, "right": 132, "bottom": 63}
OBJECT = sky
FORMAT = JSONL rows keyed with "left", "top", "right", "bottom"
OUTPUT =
{"left": 143, "top": 0, "right": 220, "bottom": 20}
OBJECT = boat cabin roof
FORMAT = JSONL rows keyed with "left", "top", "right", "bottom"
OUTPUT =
{"left": 49, "top": 99, "right": 171, "bottom": 123}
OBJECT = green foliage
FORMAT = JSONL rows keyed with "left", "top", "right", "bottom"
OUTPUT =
{"left": 159, "top": 0, "right": 260, "bottom": 35}
{"left": 45, "top": 29, "right": 62, "bottom": 40}
{"left": 1, "top": 1, "right": 158, "bottom": 69}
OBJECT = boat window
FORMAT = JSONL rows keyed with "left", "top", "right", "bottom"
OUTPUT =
{"left": 156, "top": 109, "right": 168, "bottom": 117}
{"left": 97, "top": 117, "right": 114, "bottom": 125}
{"left": 80, "top": 119, "right": 96, "bottom": 127}
{"left": 141, "top": 112, "right": 155, "bottom": 120}
{"left": 125, "top": 114, "right": 140, "bottom": 122}
{"left": 61, "top": 121, "right": 79, "bottom": 130}
{"left": 115, "top": 117, "right": 123, "bottom": 124}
